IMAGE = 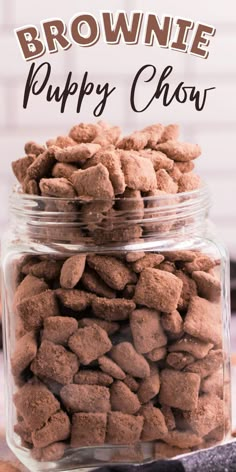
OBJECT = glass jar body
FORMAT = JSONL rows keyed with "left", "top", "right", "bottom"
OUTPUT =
{"left": 1, "top": 201, "right": 231, "bottom": 471}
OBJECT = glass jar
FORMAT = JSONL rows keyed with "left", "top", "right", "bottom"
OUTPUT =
{"left": 1, "top": 185, "right": 231, "bottom": 471}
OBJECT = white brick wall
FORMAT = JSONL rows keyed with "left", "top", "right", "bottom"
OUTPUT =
{"left": 0, "top": 0, "right": 235, "bottom": 257}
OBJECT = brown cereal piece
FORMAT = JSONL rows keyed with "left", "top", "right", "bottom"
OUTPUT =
{"left": 11, "top": 331, "right": 37, "bottom": 377}
{"left": 175, "top": 161, "right": 195, "bottom": 173}
{"left": 123, "top": 375, "right": 139, "bottom": 392}
{"left": 39, "top": 177, "right": 76, "bottom": 198}
{"left": 160, "top": 405, "right": 176, "bottom": 431}
{"left": 160, "top": 124, "right": 180, "bottom": 143}
{"left": 60, "top": 254, "right": 86, "bottom": 289}
{"left": 92, "top": 297, "right": 136, "bottom": 321}
{"left": 130, "top": 308, "right": 167, "bottom": 354}
{"left": 60, "top": 384, "right": 110, "bottom": 413}
{"left": 146, "top": 346, "right": 167, "bottom": 362}
{"left": 110, "top": 342, "right": 150, "bottom": 378}
{"left": 98, "top": 356, "right": 126, "bottom": 380}
{"left": 159, "top": 261, "right": 176, "bottom": 273}
{"left": 54, "top": 135, "right": 76, "bottom": 148}
{"left": 69, "top": 123, "right": 99, "bottom": 143}
{"left": 117, "top": 131, "right": 148, "bottom": 151}
{"left": 154, "top": 442, "right": 190, "bottom": 459}
{"left": 110, "top": 381, "right": 141, "bottom": 414}
{"left": 26, "top": 149, "right": 55, "bottom": 180}
{"left": 134, "top": 268, "right": 183, "bottom": 313}
{"left": 120, "top": 152, "right": 157, "bottom": 191}
{"left": 68, "top": 325, "right": 112, "bottom": 365}
{"left": 71, "top": 412, "right": 107, "bottom": 447}
{"left": 183, "top": 394, "right": 224, "bottom": 437}
{"left": 55, "top": 143, "right": 101, "bottom": 165}
{"left": 140, "top": 404, "right": 168, "bottom": 441}
{"left": 14, "top": 383, "right": 60, "bottom": 430}
{"left": 156, "top": 169, "right": 178, "bottom": 193}
{"left": 93, "top": 223, "right": 142, "bottom": 245}
{"left": 29, "top": 259, "right": 62, "bottom": 281}
{"left": 163, "top": 251, "right": 196, "bottom": 262}
{"left": 175, "top": 270, "right": 198, "bottom": 311}
{"left": 178, "top": 173, "right": 201, "bottom": 193}
{"left": 159, "top": 369, "right": 200, "bottom": 410}
{"left": 14, "top": 417, "right": 33, "bottom": 445}
{"left": 201, "top": 370, "right": 223, "bottom": 397}
{"left": 21, "top": 256, "right": 39, "bottom": 275}
{"left": 131, "top": 254, "right": 164, "bottom": 273}
{"left": 161, "top": 311, "right": 184, "bottom": 338}
{"left": 122, "top": 284, "right": 136, "bottom": 299}
{"left": 184, "top": 254, "right": 217, "bottom": 273}
{"left": 156, "top": 140, "right": 201, "bottom": 162}
{"left": 184, "top": 349, "right": 223, "bottom": 378}
{"left": 22, "top": 177, "right": 40, "bottom": 195}
{"left": 31, "top": 340, "right": 79, "bottom": 384}
{"left": 144, "top": 123, "right": 165, "bottom": 147}
{"left": 81, "top": 268, "right": 116, "bottom": 299}
{"left": 78, "top": 318, "right": 119, "bottom": 336}
{"left": 164, "top": 431, "right": 202, "bottom": 448}
{"left": 52, "top": 162, "right": 77, "bottom": 179}
{"left": 0, "top": 463, "right": 22, "bottom": 472}
{"left": 138, "top": 371, "right": 160, "bottom": 403}
{"left": 55, "top": 288, "right": 91, "bottom": 311}
{"left": 84, "top": 149, "right": 125, "bottom": 195}
{"left": 126, "top": 251, "right": 146, "bottom": 262}
{"left": 192, "top": 270, "right": 221, "bottom": 302}
{"left": 93, "top": 126, "right": 121, "bottom": 147}
{"left": 106, "top": 412, "right": 143, "bottom": 445}
{"left": 74, "top": 370, "right": 113, "bottom": 387}
{"left": 14, "top": 274, "right": 48, "bottom": 306}
{"left": 32, "top": 442, "right": 65, "bottom": 462}
{"left": 42, "top": 316, "right": 78, "bottom": 345}
{"left": 141, "top": 150, "right": 174, "bottom": 171}
{"left": 167, "top": 164, "right": 182, "bottom": 183}
{"left": 168, "top": 335, "right": 213, "bottom": 360}
{"left": 25, "top": 141, "right": 45, "bottom": 156}
{"left": 71, "top": 163, "right": 114, "bottom": 199}
{"left": 12, "top": 155, "right": 36, "bottom": 183}
{"left": 116, "top": 188, "right": 144, "bottom": 219}
{"left": 184, "top": 296, "right": 222, "bottom": 345}
{"left": 167, "top": 352, "right": 195, "bottom": 370}
{"left": 87, "top": 254, "right": 136, "bottom": 291}
{"left": 32, "top": 410, "right": 70, "bottom": 448}
{"left": 16, "top": 290, "right": 60, "bottom": 331}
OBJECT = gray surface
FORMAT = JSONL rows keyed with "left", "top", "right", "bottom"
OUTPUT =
{"left": 182, "top": 442, "right": 236, "bottom": 472}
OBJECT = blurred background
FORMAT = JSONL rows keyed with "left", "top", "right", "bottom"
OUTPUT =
{"left": 0, "top": 0, "right": 235, "bottom": 465}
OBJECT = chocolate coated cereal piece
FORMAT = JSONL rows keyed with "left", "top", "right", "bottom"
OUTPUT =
{"left": 11, "top": 331, "right": 37, "bottom": 377}
{"left": 201, "top": 370, "right": 223, "bottom": 397}
{"left": 106, "top": 412, "right": 143, "bottom": 445}
{"left": 60, "top": 255, "right": 86, "bottom": 289}
{"left": 138, "top": 370, "right": 160, "bottom": 403}
{"left": 160, "top": 405, "right": 176, "bottom": 431}
{"left": 156, "top": 169, "right": 178, "bottom": 193}
{"left": 140, "top": 404, "right": 168, "bottom": 441}
{"left": 156, "top": 140, "right": 201, "bottom": 162}
{"left": 69, "top": 123, "right": 99, "bottom": 143}
{"left": 117, "top": 131, "right": 148, "bottom": 151}
{"left": 134, "top": 268, "right": 183, "bottom": 313}
{"left": 93, "top": 126, "right": 121, "bottom": 147}
{"left": 110, "top": 381, "right": 141, "bottom": 414}
{"left": 110, "top": 342, "right": 150, "bottom": 378}
{"left": 183, "top": 394, "right": 224, "bottom": 437}
{"left": 55, "top": 288, "right": 91, "bottom": 311}
{"left": 160, "top": 124, "right": 180, "bottom": 143}
{"left": 184, "top": 296, "right": 222, "bottom": 345}
{"left": 12, "top": 155, "right": 36, "bottom": 183}
{"left": 178, "top": 173, "right": 201, "bottom": 193}
{"left": 87, "top": 255, "right": 136, "bottom": 291}
{"left": 163, "top": 251, "right": 196, "bottom": 262}
{"left": 54, "top": 143, "right": 101, "bottom": 164}
{"left": 154, "top": 442, "right": 190, "bottom": 459}
{"left": 131, "top": 254, "right": 164, "bottom": 273}
{"left": 123, "top": 376, "right": 139, "bottom": 393}
{"left": 26, "top": 149, "right": 55, "bottom": 181}
{"left": 164, "top": 431, "right": 202, "bottom": 448}
{"left": 167, "top": 352, "right": 195, "bottom": 370}
{"left": 184, "top": 254, "right": 217, "bottom": 273}
{"left": 14, "top": 383, "right": 60, "bottom": 430}
{"left": 32, "top": 410, "right": 70, "bottom": 448}
{"left": 159, "top": 261, "right": 176, "bottom": 273}
{"left": 120, "top": 152, "right": 157, "bottom": 192}
{"left": 60, "top": 384, "right": 110, "bottom": 413}
{"left": 16, "top": 290, "right": 60, "bottom": 331}
{"left": 141, "top": 150, "right": 174, "bottom": 171}
{"left": 130, "top": 308, "right": 167, "bottom": 353}
{"left": 126, "top": 251, "right": 146, "bottom": 263}
{"left": 71, "top": 163, "right": 114, "bottom": 199}
{"left": 81, "top": 268, "right": 116, "bottom": 299}
{"left": 78, "top": 318, "right": 119, "bottom": 335}
{"left": 98, "top": 356, "right": 126, "bottom": 380}
{"left": 159, "top": 369, "right": 200, "bottom": 410}
{"left": 144, "top": 123, "right": 164, "bottom": 147}
{"left": 14, "top": 274, "right": 48, "bottom": 306}
{"left": 32, "top": 442, "right": 65, "bottom": 462}
{"left": 184, "top": 349, "right": 223, "bottom": 378}
{"left": 92, "top": 297, "right": 136, "bottom": 321}
{"left": 146, "top": 346, "right": 167, "bottom": 362}
{"left": 175, "top": 270, "right": 198, "bottom": 311}
{"left": 161, "top": 311, "right": 184, "bottom": 338}
{"left": 168, "top": 335, "right": 213, "bottom": 360}
{"left": 54, "top": 135, "right": 76, "bottom": 148}
{"left": 29, "top": 259, "right": 62, "bottom": 281}
{"left": 52, "top": 162, "right": 77, "bottom": 179}
{"left": 31, "top": 340, "right": 79, "bottom": 384}
{"left": 84, "top": 149, "right": 126, "bottom": 195}
{"left": 175, "top": 161, "right": 194, "bottom": 173}
{"left": 192, "top": 270, "right": 221, "bottom": 302}
{"left": 42, "top": 316, "right": 78, "bottom": 345}
{"left": 74, "top": 370, "right": 113, "bottom": 387}
{"left": 39, "top": 177, "right": 76, "bottom": 198}
{"left": 25, "top": 141, "right": 45, "bottom": 156}
{"left": 71, "top": 413, "right": 107, "bottom": 447}
{"left": 116, "top": 187, "right": 144, "bottom": 219}
{"left": 68, "top": 325, "right": 112, "bottom": 365}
